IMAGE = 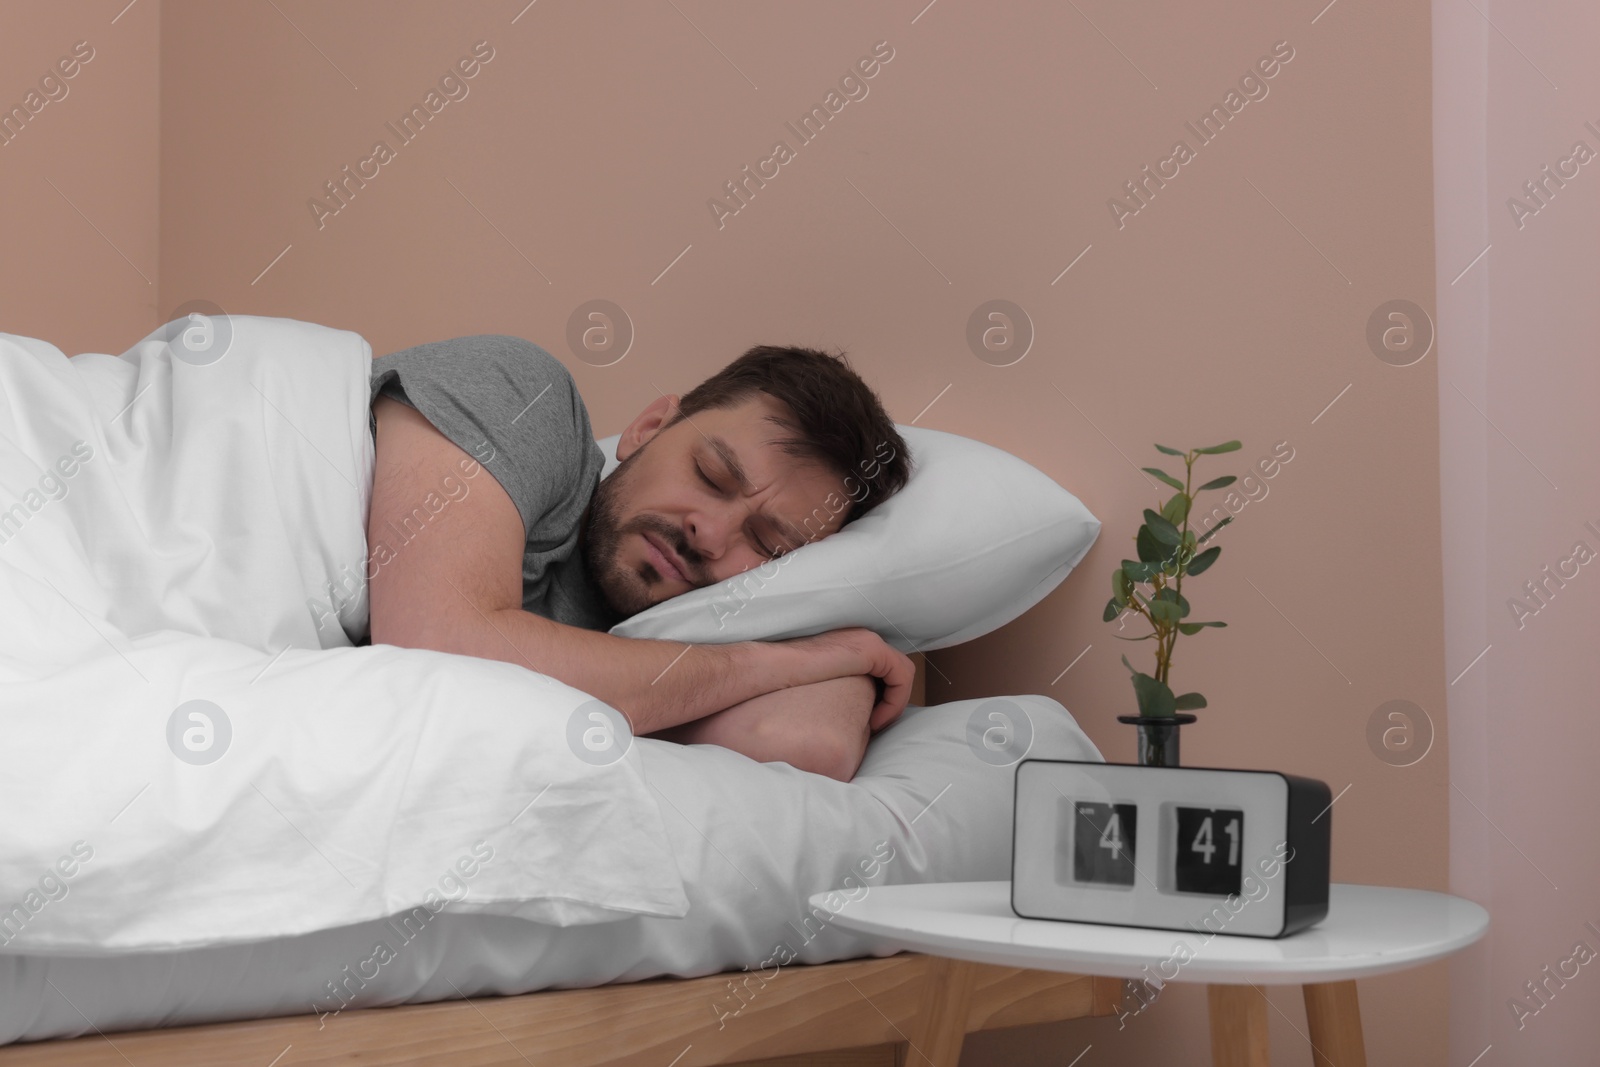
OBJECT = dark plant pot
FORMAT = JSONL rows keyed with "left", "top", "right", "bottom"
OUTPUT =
{"left": 1116, "top": 714, "right": 1198, "bottom": 767}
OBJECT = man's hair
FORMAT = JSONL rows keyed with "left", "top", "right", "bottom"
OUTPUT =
{"left": 671, "top": 344, "right": 911, "bottom": 526}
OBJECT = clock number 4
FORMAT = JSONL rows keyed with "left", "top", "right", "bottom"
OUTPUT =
{"left": 1071, "top": 802, "right": 1138, "bottom": 887}
{"left": 1099, "top": 811, "right": 1127, "bottom": 860}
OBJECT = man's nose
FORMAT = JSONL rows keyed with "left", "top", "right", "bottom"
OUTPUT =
{"left": 684, "top": 507, "right": 736, "bottom": 562}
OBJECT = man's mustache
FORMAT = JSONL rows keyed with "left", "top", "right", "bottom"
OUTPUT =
{"left": 632, "top": 515, "right": 706, "bottom": 585}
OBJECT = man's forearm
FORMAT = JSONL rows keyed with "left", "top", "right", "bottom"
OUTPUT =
{"left": 381, "top": 602, "right": 915, "bottom": 735}
{"left": 418, "top": 606, "right": 793, "bottom": 735}
{"left": 647, "top": 675, "right": 877, "bottom": 782}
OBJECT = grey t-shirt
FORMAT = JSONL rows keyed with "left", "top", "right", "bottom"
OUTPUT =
{"left": 367, "top": 335, "right": 620, "bottom": 633}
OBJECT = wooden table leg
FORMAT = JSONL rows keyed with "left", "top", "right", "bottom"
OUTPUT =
{"left": 1208, "top": 984, "right": 1271, "bottom": 1067}
{"left": 896, "top": 956, "right": 976, "bottom": 1067}
{"left": 1303, "top": 980, "right": 1367, "bottom": 1067}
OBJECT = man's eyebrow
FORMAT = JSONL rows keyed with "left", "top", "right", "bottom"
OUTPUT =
{"left": 704, "top": 434, "right": 811, "bottom": 548}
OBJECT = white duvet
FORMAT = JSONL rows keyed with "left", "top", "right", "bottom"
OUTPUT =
{"left": 0, "top": 692, "right": 1103, "bottom": 1043}
{"left": 0, "top": 315, "right": 691, "bottom": 955}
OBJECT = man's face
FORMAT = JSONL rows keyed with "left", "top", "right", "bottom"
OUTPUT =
{"left": 583, "top": 393, "right": 848, "bottom": 618}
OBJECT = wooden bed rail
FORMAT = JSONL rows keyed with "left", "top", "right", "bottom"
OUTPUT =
{"left": 0, "top": 954, "right": 1120, "bottom": 1067}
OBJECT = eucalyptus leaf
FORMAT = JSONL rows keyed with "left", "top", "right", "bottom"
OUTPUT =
{"left": 1114, "top": 569, "right": 1133, "bottom": 601}
{"left": 1130, "top": 671, "right": 1177, "bottom": 717}
{"left": 1196, "top": 475, "right": 1237, "bottom": 492}
{"left": 1136, "top": 524, "right": 1170, "bottom": 564}
{"left": 1123, "top": 561, "right": 1158, "bottom": 582}
{"left": 1143, "top": 509, "right": 1182, "bottom": 546}
{"left": 1176, "top": 622, "right": 1206, "bottom": 635}
{"left": 1121, "top": 654, "right": 1137, "bottom": 675}
{"left": 1148, "top": 599, "right": 1181, "bottom": 624}
{"left": 1196, "top": 515, "right": 1233, "bottom": 544}
{"left": 1186, "top": 545, "right": 1222, "bottom": 576}
{"left": 1195, "top": 441, "right": 1242, "bottom": 454}
{"left": 1154, "top": 589, "right": 1192, "bottom": 618}
{"left": 1162, "top": 492, "right": 1191, "bottom": 525}
{"left": 1174, "top": 692, "right": 1208, "bottom": 710}
{"left": 1154, "top": 444, "right": 1186, "bottom": 456}
{"left": 1103, "top": 598, "right": 1121, "bottom": 622}
{"left": 1142, "top": 467, "right": 1186, "bottom": 492}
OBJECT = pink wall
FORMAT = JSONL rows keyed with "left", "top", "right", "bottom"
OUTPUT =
{"left": 1435, "top": 1, "right": 1600, "bottom": 1063}
{"left": 6, "top": 1, "right": 1459, "bottom": 1062}
{"left": 0, "top": 0, "right": 159, "bottom": 354}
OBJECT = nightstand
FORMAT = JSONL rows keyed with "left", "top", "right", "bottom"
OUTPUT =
{"left": 810, "top": 880, "right": 1487, "bottom": 1066}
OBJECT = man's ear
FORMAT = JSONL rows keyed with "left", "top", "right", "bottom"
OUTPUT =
{"left": 616, "top": 393, "right": 680, "bottom": 462}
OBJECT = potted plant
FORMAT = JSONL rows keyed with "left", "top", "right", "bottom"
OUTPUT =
{"left": 1102, "top": 441, "right": 1240, "bottom": 766}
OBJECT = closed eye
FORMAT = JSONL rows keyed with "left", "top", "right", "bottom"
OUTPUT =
{"left": 697, "top": 458, "right": 783, "bottom": 559}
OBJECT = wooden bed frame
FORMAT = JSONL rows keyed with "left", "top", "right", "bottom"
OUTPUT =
{"left": 0, "top": 955, "right": 1121, "bottom": 1066}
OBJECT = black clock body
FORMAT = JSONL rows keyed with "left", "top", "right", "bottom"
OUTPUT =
{"left": 1012, "top": 761, "right": 1331, "bottom": 939}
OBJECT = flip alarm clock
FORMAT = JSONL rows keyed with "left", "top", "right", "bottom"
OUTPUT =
{"left": 1012, "top": 761, "right": 1331, "bottom": 938}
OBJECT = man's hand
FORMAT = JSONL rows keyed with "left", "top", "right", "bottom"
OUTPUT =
{"left": 776, "top": 628, "right": 916, "bottom": 732}
{"left": 647, "top": 674, "right": 878, "bottom": 782}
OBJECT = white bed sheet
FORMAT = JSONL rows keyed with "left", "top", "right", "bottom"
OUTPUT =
{"left": 0, "top": 693, "right": 1101, "bottom": 1044}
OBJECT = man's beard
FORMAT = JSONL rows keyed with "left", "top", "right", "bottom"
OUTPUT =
{"left": 581, "top": 446, "right": 706, "bottom": 618}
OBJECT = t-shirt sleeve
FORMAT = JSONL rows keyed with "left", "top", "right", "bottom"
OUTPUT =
{"left": 369, "top": 335, "right": 604, "bottom": 545}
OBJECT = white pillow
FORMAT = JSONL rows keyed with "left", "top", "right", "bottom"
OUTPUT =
{"left": 601, "top": 425, "right": 1100, "bottom": 653}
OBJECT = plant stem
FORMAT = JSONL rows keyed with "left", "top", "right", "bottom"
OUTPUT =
{"left": 1154, "top": 574, "right": 1168, "bottom": 686}
{"left": 1162, "top": 451, "right": 1195, "bottom": 687}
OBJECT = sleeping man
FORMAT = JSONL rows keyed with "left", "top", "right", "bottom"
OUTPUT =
{"left": 364, "top": 335, "right": 915, "bottom": 782}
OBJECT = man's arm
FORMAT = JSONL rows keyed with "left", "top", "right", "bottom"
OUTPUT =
{"left": 366, "top": 395, "right": 913, "bottom": 735}
{"left": 646, "top": 674, "right": 877, "bottom": 782}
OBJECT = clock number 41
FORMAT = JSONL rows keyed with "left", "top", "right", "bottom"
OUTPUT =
{"left": 1189, "top": 814, "right": 1240, "bottom": 866}
{"left": 1174, "top": 806, "right": 1245, "bottom": 896}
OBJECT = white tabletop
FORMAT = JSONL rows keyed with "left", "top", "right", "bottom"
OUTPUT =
{"left": 810, "top": 881, "right": 1488, "bottom": 985}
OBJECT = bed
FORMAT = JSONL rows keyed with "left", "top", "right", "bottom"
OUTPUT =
{"left": 0, "top": 316, "right": 1114, "bottom": 1062}
{"left": 0, "top": 676, "right": 1120, "bottom": 1064}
